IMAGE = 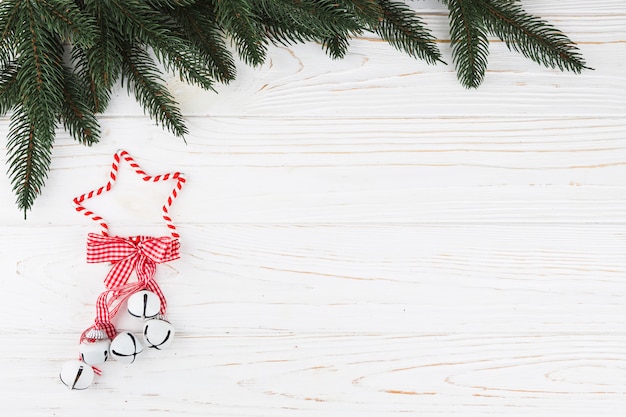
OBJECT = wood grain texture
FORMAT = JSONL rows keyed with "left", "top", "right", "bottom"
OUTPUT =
{"left": 1, "top": 2, "right": 625, "bottom": 416}
{"left": 3, "top": 116, "right": 626, "bottom": 224}
{"left": 3, "top": 224, "right": 626, "bottom": 334}
{"left": 2, "top": 333, "right": 625, "bottom": 416}
{"left": 103, "top": 39, "right": 626, "bottom": 118}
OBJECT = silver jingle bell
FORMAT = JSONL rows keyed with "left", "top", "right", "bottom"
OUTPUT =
{"left": 127, "top": 290, "right": 161, "bottom": 319}
{"left": 110, "top": 332, "right": 143, "bottom": 364}
{"left": 59, "top": 360, "right": 94, "bottom": 390}
{"left": 143, "top": 319, "right": 175, "bottom": 350}
{"left": 79, "top": 338, "right": 111, "bottom": 365}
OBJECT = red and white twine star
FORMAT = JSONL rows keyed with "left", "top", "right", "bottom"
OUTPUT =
{"left": 73, "top": 149, "right": 186, "bottom": 238}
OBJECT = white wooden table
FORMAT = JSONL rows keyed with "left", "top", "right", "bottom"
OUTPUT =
{"left": 1, "top": 1, "right": 625, "bottom": 415}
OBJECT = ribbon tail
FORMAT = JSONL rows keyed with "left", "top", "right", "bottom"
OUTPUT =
{"left": 145, "top": 280, "right": 167, "bottom": 315}
{"left": 135, "top": 256, "right": 157, "bottom": 284}
{"left": 103, "top": 255, "right": 137, "bottom": 289}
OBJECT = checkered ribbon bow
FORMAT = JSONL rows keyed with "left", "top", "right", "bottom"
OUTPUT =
{"left": 86, "top": 233, "right": 180, "bottom": 319}
{"left": 87, "top": 233, "right": 180, "bottom": 288}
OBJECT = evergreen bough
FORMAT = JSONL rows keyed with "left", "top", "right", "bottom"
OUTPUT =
{"left": 0, "top": 0, "right": 589, "bottom": 216}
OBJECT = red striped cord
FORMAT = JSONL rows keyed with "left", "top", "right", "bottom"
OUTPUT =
{"left": 73, "top": 150, "right": 186, "bottom": 238}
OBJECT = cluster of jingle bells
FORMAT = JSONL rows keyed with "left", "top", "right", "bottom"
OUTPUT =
{"left": 59, "top": 290, "right": 174, "bottom": 390}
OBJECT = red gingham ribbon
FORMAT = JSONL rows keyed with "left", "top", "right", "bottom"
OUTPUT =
{"left": 87, "top": 233, "right": 180, "bottom": 289}
{"left": 80, "top": 234, "right": 179, "bottom": 341}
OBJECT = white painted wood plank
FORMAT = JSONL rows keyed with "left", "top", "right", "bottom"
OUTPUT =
{"left": 2, "top": 224, "right": 624, "bottom": 336}
{"left": 117, "top": 40, "right": 626, "bottom": 118}
{"left": 2, "top": 117, "right": 626, "bottom": 224}
{"left": 1, "top": 222, "right": 624, "bottom": 414}
{"left": 2, "top": 333, "right": 625, "bottom": 416}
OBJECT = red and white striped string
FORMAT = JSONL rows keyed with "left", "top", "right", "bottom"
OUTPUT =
{"left": 73, "top": 149, "right": 186, "bottom": 238}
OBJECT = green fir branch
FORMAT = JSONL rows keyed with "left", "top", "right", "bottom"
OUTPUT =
{"left": 35, "top": 0, "right": 97, "bottom": 47}
{"left": 0, "top": 0, "right": 21, "bottom": 46}
{"left": 171, "top": 4, "right": 236, "bottom": 83}
{"left": 0, "top": 42, "right": 12, "bottom": 72}
{"left": 6, "top": 109, "right": 54, "bottom": 217}
{"left": 340, "top": 0, "right": 384, "bottom": 26}
{"left": 0, "top": 1, "right": 20, "bottom": 69}
{"left": 106, "top": 0, "right": 215, "bottom": 90}
{"left": 147, "top": 0, "right": 200, "bottom": 8}
{"left": 254, "top": 0, "right": 328, "bottom": 46}
{"left": 70, "top": 45, "right": 114, "bottom": 114}
{"left": 60, "top": 67, "right": 100, "bottom": 145}
{"left": 255, "top": 0, "right": 365, "bottom": 58}
{"left": 8, "top": 2, "right": 66, "bottom": 215}
{"left": 281, "top": 0, "right": 363, "bottom": 35}
{"left": 476, "top": 0, "right": 588, "bottom": 73}
{"left": 15, "top": 2, "right": 66, "bottom": 121}
{"left": 323, "top": 33, "right": 352, "bottom": 59}
{"left": 78, "top": 1, "right": 125, "bottom": 112}
{"left": 444, "top": 0, "right": 489, "bottom": 88}
{"left": 374, "top": 0, "right": 443, "bottom": 64}
{"left": 120, "top": 43, "right": 188, "bottom": 138}
{"left": 290, "top": 0, "right": 364, "bottom": 58}
{"left": 211, "top": 0, "right": 267, "bottom": 66}
{"left": 0, "top": 61, "right": 19, "bottom": 115}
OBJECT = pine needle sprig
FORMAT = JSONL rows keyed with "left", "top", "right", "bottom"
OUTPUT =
{"left": 70, "top": 45, "right": 114, "bottom": 115}
{"left": 374, "top": 0, "right": 443, "bottom": 65}
{"left": 322, "top": 33, "right": 353, "bottom": 59}
{"left": 211, "top": 0, "right": 267, "bottom": 66}
{"left": 0, "top": 0, "right": 21, "bottom": 45}
{"left": 444, "top": 0, "right": 490, "bottom": 88}
{"left": 171, "top": 4, "right": 237, "bottom": 83}
{"left": 283, "top": 0, "right": 364, "bottom": 36}
{"left": 0, "top": 41, "right": 13, "bottom": 72}
{"left": 291, "top": 0, "right": 364, "bottom": 59}
{"left": 477, "top": 0, "right": 589, "bottom": 73}
{"left": 120, "top": 43, "right": 188, "bottom": 138}
{"left": 0, "top": 61, "right": 19, "bottom": 116}
{"left": 157, "top": 41, "right": 216, "bottom": 91}
{"left": 6, "top": 110, "right": 54, "bottom": 218}
{"left": 106, "top": 0, "right": 215, "bottom": 91}
{"left": 341, "top": 0, "right": 384, "bottom": 27}
{"left": 0, "top": 1, "right": 20, "bottom": 70}
{"left": 255, "top": 0, "right": 365, "bottom": 59}
{"left": 254, "top": 0, "right": 329, "bottom": 46}
{"left": 77, "top": 1, "right": 125, "bottom": 113}
{"left": 60, "top": 67, "right": 100, "bottom": 145}
{"left": 9, "top": 2, "right": 65, "bottom": 216}
{"left": 147, "top": 0, "right": 200, "bottom": 8}
{"left": 36, "top": 0, "right": 97, "bottom": 48}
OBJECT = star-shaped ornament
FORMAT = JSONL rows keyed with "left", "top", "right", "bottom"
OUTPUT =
{"left": 73, "top": 150, "right": 186, "bottom": 238}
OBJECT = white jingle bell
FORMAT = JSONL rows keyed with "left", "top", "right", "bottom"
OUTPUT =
{"left": 110, "top": 332, "right": 143, "bottom": 364}
{"left": 127, "top": 290, "right": 161, "bottom": 319}
{"left": 143, "top": 319, "right": 175, "bottom": 350}
{"left": 79, "top": 339, "right": 111, "bottom": 365}
{"left": 59, "top": 360, "right": 94, "bottom": 390}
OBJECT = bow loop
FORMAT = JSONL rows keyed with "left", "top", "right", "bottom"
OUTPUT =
{"left": 86, "top": 234, "right": 137, "bottom": 264}
{"left": 86, "top": 233, "right": 180, "bottom": 289}
{"left": 137, "top": 237, "right": 180, "bottom": 264}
